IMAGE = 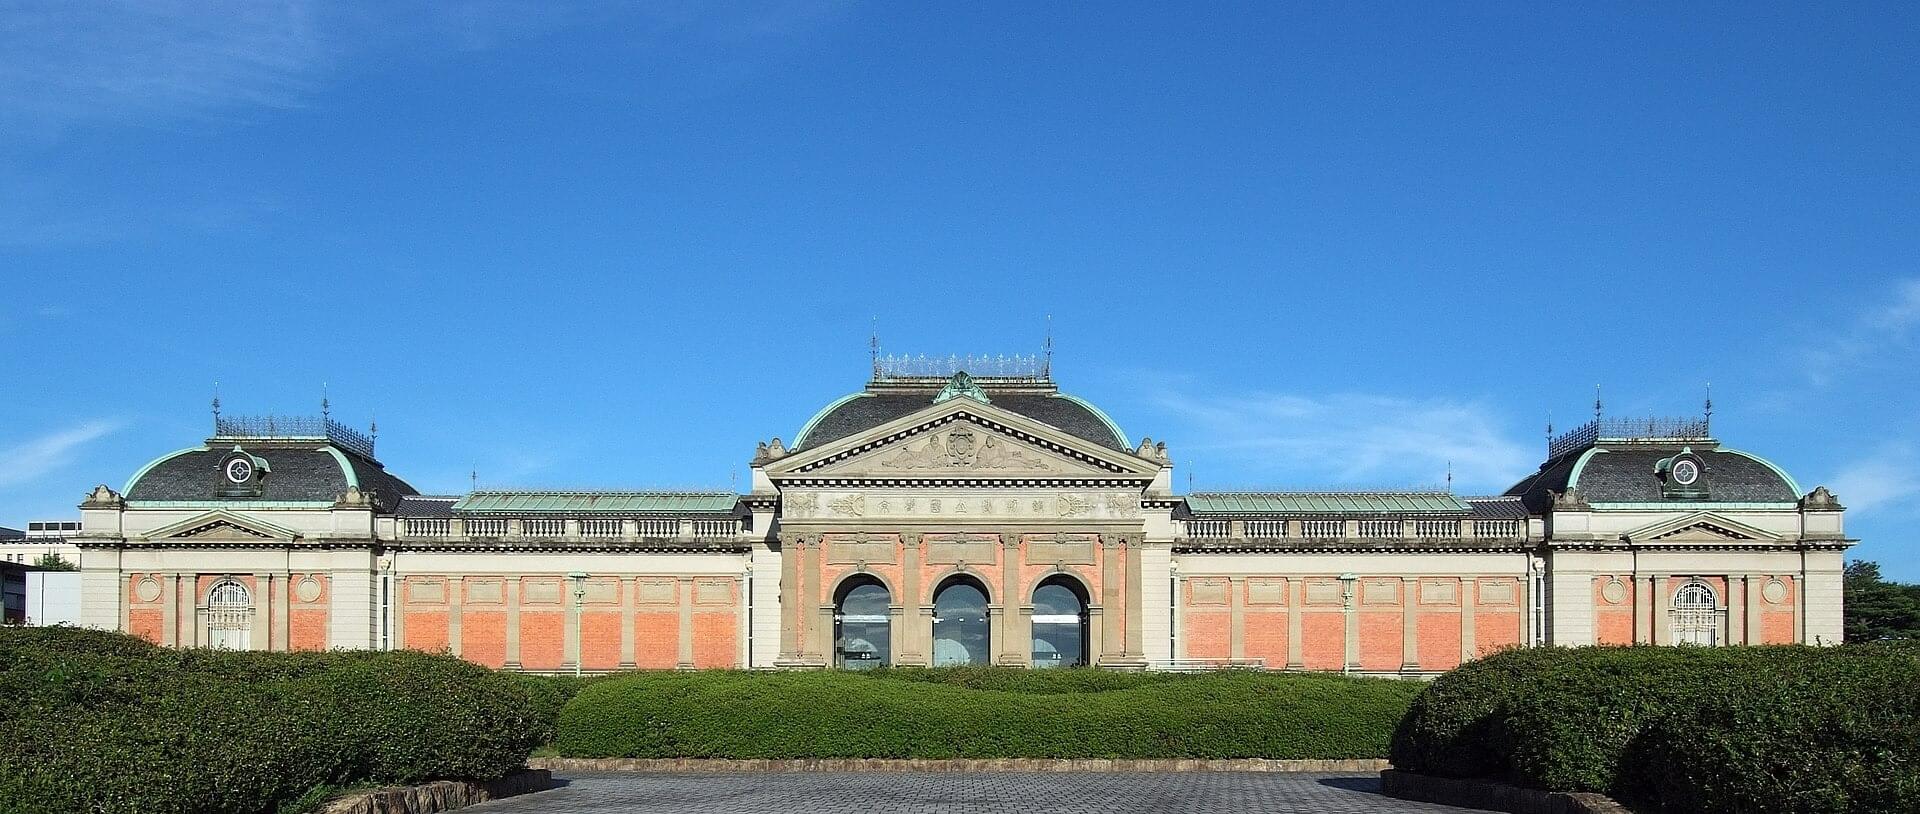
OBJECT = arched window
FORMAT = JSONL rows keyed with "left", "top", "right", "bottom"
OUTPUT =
{"left": 1031, "top": 577, "right": 1089, "bottom": 668}
{"left": 206, "top": 579, "right": 252, "bottom": 650}
{"left": 834, "top": 578, "right": 892, "bottom": 670}
{"left": 1671, "top": 581, "right": 1720, "bottom": 646}
{"left": 931, "top": 577, "right": 991, "bottom": 666}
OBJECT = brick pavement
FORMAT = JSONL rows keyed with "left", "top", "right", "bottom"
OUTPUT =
{"left": 466, "top": 771, "right": 1499, "bottom": 813}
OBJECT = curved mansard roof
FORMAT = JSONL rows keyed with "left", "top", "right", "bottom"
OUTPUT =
{"left": 125, "top": 443, "right": 418, "bottom": 511}
{"left": 793, "top": 390, "right": 1130, "bottom": 452}
{"left": 1504, "top": 442, "right": 1800, "bottom": 513}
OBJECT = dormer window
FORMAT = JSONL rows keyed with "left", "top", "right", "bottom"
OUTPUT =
{"left": 217, "top": 446, "right": 268, "bottom": 498}
{"left": 1656, "top": 447, "right": 1709, "bottom": 499}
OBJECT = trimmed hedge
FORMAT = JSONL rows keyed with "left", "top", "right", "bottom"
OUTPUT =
{"left": 557, "top": 667, "right": 1421, "bottom": 759}
{"left": 0, "top": 627, "right": 544, "bottom": 814}
{"left": 1389, "top": 645, "right": 1920, "bottom": 813}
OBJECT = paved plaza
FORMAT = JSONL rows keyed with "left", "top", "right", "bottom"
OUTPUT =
{"left": 467, "top": 772, "right": 1496, "bottom": 813}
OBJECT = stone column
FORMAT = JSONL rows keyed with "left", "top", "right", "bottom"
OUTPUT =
{"left": 1228, "top": 576, "right": 1246, "bottom": 661}
{"left": 899, "top": 533, "right": 926, "bottom": 666}
{"left": 1086, "top": 605, "right": 1104, "bottom": 667}
{"left": 1401, "top": 577, "right": 1419, "bottom": 671}
{"left": 447, "top": 576, "right": 464, "bottom": 657}
{"left": 176, "top": 573, "right": 196, "bottom": 648}
{"left": 777, "top": 534, "right": 801, "bottom": 663}
{"left": 1123, "top": 537, "right": 1146, "bottom": 660}
{"left": 998, "top": 533, "right": 1024, "bottom": 666}
{"left": 619, "top": 576, "right": 637, "bottom": 669}
{"left": 1728, "top": 575, "right": 1748, "bottom": 645}
{"left": 562, "top": 577, "right": 581, "bottom": 672}
{"left": 1342, "top": 579, "right": 1359, "bottom": 672}
{"left": 677, "top": 577, "right": 695, "bottom": 669}
{"left": 1634, "top": 573, "right": 1654, "bottom": 644}
{"left": 387, "top": 574, "right": 403, "bottom": 652}
{"left": 803, "top": 537, "right": 824, "bottom": 663}
{"left": 1745, "top": 575, "right": 1765, "bottom": 645}
{"left": 1651, "top": 575, "right": 1670, "bottom": 646}
{"left": 503, "top": 576, "right": 522, "bottom": 669}
{"left": 1285, "top": 577, "right": 1304, "bottom": 669}
{"left": 1099, "top": 535, "right": 1120, "bottom": 661}
{"left": 252, "top": 573, "right": 272, "bottom": 651}
{"left": 1460, "top": 577, "right": 1478, "bottom": 663}
{"left": 273, "top": 572, "right": 291, "bottom": 651}
{"left": 160, "top": 572, "right": 178, "bottom": 647}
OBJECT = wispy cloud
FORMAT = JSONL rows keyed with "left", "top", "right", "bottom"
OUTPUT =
{"left": 1803, "top": 278, "right": 1920, "bottom": 385}
{"left": 0, "top": 1, "right": 330, "bottom": 135}
{"left": 1827, "top": 444, "right": 1920, "bottom": 515}
{"left": 1149, "top": 384, "right": 1534, "bottom": 493}
{"left": 0, "top": 421, "right": 123, "bottom": 489}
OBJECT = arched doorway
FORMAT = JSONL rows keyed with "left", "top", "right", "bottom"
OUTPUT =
{"left": 1031, "top": 576, "right": 1089, "bottom": 668}
{"left": 834, "top": 577, "right": 892, "bottom": 669}
{"left": 1671, "top": 581, "right": 1721, "bottom": 646}
{"left": 931, "top": 577, "right": 991, "bottom": 666}
{"left": 206, "top": 579, "right": 252, "bottom": 650}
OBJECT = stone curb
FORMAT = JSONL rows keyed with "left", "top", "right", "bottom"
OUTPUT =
{"left": 318, "top": 769, "right": 554, "bottom": 814}
{"left": 529, "top": 757, "right": 1389, "bottom": 773}
{"left": 1379, "top": 769, "right": 1631, "bottom": 814}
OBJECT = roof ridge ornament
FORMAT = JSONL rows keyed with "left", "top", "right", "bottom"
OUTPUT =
{"left": 932, "top": 371, "right": 992, "bottom": 405}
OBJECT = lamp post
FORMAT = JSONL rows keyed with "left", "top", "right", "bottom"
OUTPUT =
{"left": 567, "top": 571, "right": 589, "bottom": 677}
{"left": 1339, "top": 573, "right": 1358, "bottom": 675}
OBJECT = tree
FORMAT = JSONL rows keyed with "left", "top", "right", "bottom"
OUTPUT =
{"left": 1843, "top": 560, "right": 1920, "bottom": 642}
{"left": 31, "top": 552, "right": 78, "bottom": 572}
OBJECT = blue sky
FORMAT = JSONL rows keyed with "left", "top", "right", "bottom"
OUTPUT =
{"left": 2, "top": 3, "right": 1917, "bottom": 575}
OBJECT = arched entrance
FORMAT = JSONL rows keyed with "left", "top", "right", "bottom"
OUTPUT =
{"left": 206, "top": 579, "right": 252, "bottom": 650}
{"left": 1671, "top": 581, "right": 1721, "bottom": 646}
{"left": 834, "top": 577, "right": 892, "bottom": 669}
{"left": 1031, "top": 576, "right": 1089, "bottom": 668}
{"left": 931, "top": 577, "right": 991, "bottom": 666}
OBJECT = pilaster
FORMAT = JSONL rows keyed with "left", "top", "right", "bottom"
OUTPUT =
{"left": 447, "top": 576, "right": 464, "bottom": 657}
{"left": 677, "top": 577, "right": 695, "bottom": 669}
{"left": 1400, "top": 576, "right": 1418, "bottom": 671}
{"left": 503, "top": 576, "right": 522, "bottom": 669}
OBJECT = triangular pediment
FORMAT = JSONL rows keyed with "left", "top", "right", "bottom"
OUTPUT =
{"left": 1624, "top": 511, "right": 1783, "bottom": 545}
{"left": 764, "top": 397, "right": 1160, "bottom": 480}
{"left": 141, "top": 510, "right": 302, "bottom": 542}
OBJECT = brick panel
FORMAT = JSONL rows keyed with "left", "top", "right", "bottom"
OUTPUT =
{"left": 1242, "top": 611, "right": 1287, "bottom": 667}
{"left": 462, "top": 611, "right": 507, "bottom": 668}
{"left": 1595, "top": 611, "right": 1634, "bottom": 645}
{"left": 635, "top": 611, "right": 679, "bottom": 668}
{"left": 1763, "top": 611, "right": 1796, "bottom": 644}
{"left": 1300, "top": 612, "right": 1344, "bottom": 670}
{"left": 1475, "top": 611, "right": 1520, "bottom": 656}
{"left": 1415, "top": 612, "right": 1461, "bottom": 671}
{"left": 691, "top": 612, "right": 738, "bottom": 668}
{"left": 128, "top": 609, "right": 164, "bottom": 643}
{"left": 1358, "top": 612, "right": 1401, "bottom": 671}
{"left": 403, "top": 611, "right": 450, "bottom": 653}
{"left": 518, "top": 611, "right": 565, "bottom": 670}
{"left": 290, "top": 609, "right": 328, "bottom": 651}
{"left": 1184, "top": 611, "right": 1230, "bottom": 659}
{"left": 580, "top": 611, "right": 623, "bottom": 671}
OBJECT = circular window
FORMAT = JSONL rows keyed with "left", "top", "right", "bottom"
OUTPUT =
{"left": 225, "top": 458, "right": 254, "bottom": 483}
{"left": 1671, "top": 459, "right": 1699, "bottom": 485}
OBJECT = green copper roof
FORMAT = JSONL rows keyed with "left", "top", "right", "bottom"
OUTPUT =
{"left": 1185, "top": 492, "right": 1471, "bottom": 515}
{"left": 453, "top": 491, "right": 739, "bottom": 514}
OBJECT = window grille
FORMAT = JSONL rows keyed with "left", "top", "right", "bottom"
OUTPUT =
{"left": 206, "top": 579, "right": 252, "bottom": 650}
{"left": 1671, "top": 581, "right": 1722, "bottom": 646}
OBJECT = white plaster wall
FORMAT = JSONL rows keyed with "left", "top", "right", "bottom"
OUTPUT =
{"left": 1137, "top": 543, "right": 1172, "bottom": 662}
{"left": 749, "top": 543, "right": 784, "bottom": 668}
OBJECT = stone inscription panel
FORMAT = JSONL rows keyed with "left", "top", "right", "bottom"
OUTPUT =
{"left": 926, "top": 538, "right": 999, "bottom": 565}
{"left": 783, "top": 489, "right": 1143, "bottom": 522}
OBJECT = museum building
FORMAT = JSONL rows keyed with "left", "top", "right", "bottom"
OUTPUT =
{"left": 72, "top": 356, "right": 1852, "bottom": 673}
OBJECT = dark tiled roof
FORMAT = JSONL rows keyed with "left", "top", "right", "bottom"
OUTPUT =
{"left": 126, "top": 445, "right": 418, "bottom": 512}
{"left": 1465, "top": 496, "right": 1529, "bottom": 520}
{"left": 794, "top": 393, "right": 1126, "bottom": 452}
{"left": 0, "top": 527, "right": 21, "bottom": 540}
{"left": 1504, "top": 444, "right": 1798, "bottom": 510}
{"left": 396, "top": 496, "right": 458, "bottom": 518}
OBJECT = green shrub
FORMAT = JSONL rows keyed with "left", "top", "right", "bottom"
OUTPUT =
{"left": 1389, "top": 644, "right": 1920, "bottom": 813}
{"left": 557, "top": 668, "right": 1420, "bottom": 759}
{"left": 506, "top": 672, "right": 606, "bottom": 742}
{"left": 0, "top": 626, "right": 543, "bottom": 814}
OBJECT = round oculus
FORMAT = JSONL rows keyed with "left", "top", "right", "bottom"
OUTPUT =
{"left": 225, "top": 458, "right": 254, "bottom": 484}
{"left": 1671, "top": 459, "right": 1700, "bottom": 486}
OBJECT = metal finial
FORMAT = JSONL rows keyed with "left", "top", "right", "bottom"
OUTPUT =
{"left": 1593, "top": 385, "right": 1603, "bottom": 420}
{"left": 470, "top": 469, "right": 477, "bottom": 490}
{"left": 321, "top": 382, "right": 330, "bottom": 421}
{"left": 1446, "top": 461, "right": 1453, "bottom": 494}
{"left": 869, "top": 318, "right": 880, "bottom": 376}
{"left": 369, "top": 413, "right": 378, "bottom": 445}
{"left": 211, "top": 381, "right": 222, "bottom": 423}
{"left": 1044, "top": 314, "right": 1054, "bottom": 378}
{"left": 1704, "top": 382, "right": 1714, "bottom": 432}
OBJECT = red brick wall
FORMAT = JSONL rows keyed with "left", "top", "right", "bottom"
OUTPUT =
{"left": 518, "top": 611, "right": 565, "bottom": 670}
{"left": 128, "top": 609, "right": 164, "bottom": 643}
{"left": 404, "top": 611, "right": 450, "bottom": 653}
{"left": 1300, "top": 612, "right": 1345, "bottom": 670}
{"left": 289, "top": 573, "right": 330, "bottom": 651}
{"left": 691, "top": 612, "right": 737, "bottom": 667}
{"left": 1185, "top": 611, "right": 1230, "bottom": 659}
{"left": 1358, "top": 612, "right": 1402, "bottom": 671}
{"left": 1416, "top": 613, "right": 1461, "bottom": 671}
{"left": 635, "top": 611, "right": 679, "bottom": 668}
{"left": 462, "top": 611, "right": 507, "bottom": 668}
{"left": 1475, "top": 611, "right": 1520, "bottom": 656}
{"left": 1243, "top": 611, "right": 1287, "bottom": 666}
{"left": 579, "top": 611, "right": 623, "bottom": 671}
